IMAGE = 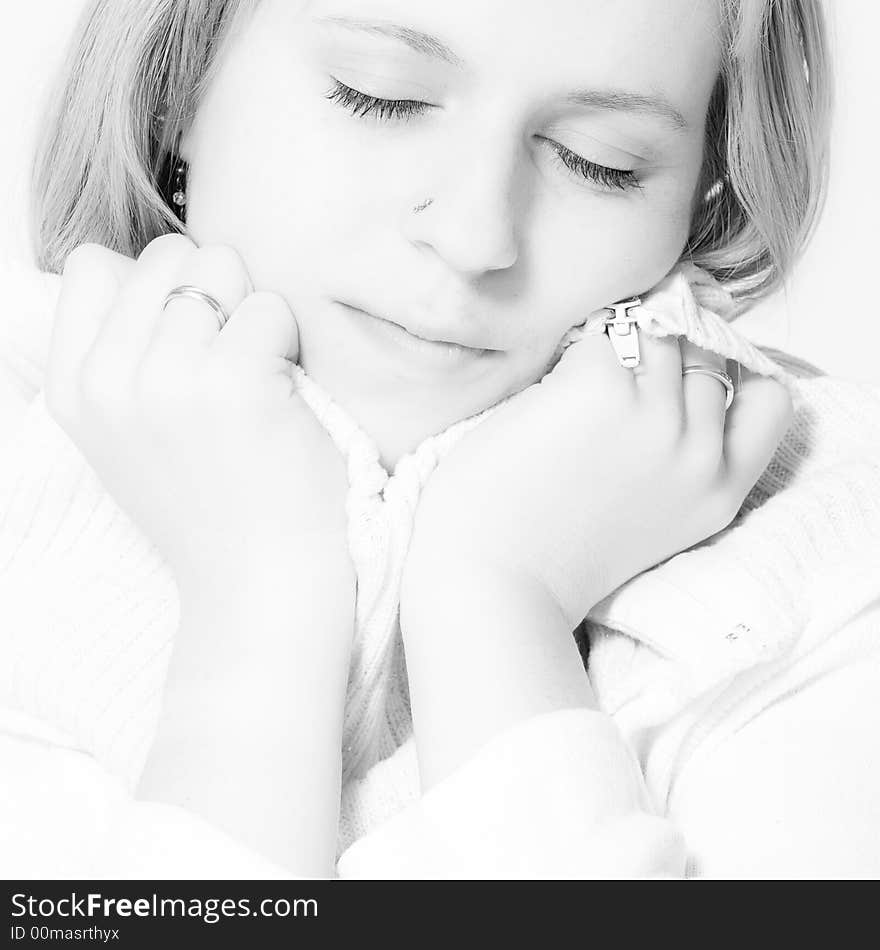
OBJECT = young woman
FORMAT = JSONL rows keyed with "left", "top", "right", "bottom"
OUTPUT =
{"left": 1, "top": 0, "right": 878, "bottom": 878}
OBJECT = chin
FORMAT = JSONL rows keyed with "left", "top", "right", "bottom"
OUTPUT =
{"left": 298, "top": 333, "right": 545, "bottom": 469}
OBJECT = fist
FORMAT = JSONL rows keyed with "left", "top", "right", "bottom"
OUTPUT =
{"left": 44, "top": 234, "right": 351, "bottom": 590}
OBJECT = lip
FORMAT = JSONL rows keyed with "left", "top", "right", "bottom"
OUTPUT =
{"left": 338, "top": 303, "right": 494, "bottom": 366}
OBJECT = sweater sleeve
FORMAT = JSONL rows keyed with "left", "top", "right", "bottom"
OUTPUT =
{"left": 336, "top": 708, "right": 686, "bottom": 879}
{"left": 668, "top": 595, "right": 880, "bottom": 879}
{"left": 0, "top": 704, "right": 684, "bottom": 880}
{"left": 0, "top": 710, "right": 301, "bottom": 880}
{"left": 5, "top": 614, "right": 878, "bottom": 881}
{"left": 337, "top": 578, "right": 880, "bottom": 880}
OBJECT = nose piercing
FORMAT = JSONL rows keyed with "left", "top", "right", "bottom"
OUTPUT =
{"left": 412, "top": 197, "right": 434, "bottom": 213}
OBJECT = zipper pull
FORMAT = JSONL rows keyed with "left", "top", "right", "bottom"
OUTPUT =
{"left": 604, "top": 298, "right": 642, "bottom": 368}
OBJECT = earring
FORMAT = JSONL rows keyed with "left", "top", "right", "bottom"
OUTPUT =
{"left": 171, "top": 159, "right": 187, "bottom": 210}
{"left": 703, "top": 178, "right": 725, "bottom": 203}
{"left": 412, "top": 196, "right": 434, "bottom": 213}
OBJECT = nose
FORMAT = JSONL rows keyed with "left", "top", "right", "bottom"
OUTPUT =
{"left": 404, "top": 135, "right": 521, "bottom": 276}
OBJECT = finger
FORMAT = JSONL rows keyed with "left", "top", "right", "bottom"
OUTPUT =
{"left": 680, "top": 341, "right": 729, "bottom": 445}
{"left": 628, "top": 331, "right": 684, "bottom": 411}
{"left": 723, "top": 370, "right": 794, "bottom": 489}
{"left": 549, "top": 322, "right": 637, "bottom": 400}
{"left": 90, "top": 234, "right": 195, "bottom": 373}
{"left": 212, "top": 291, "right": 301, "bottom": 364}
{"left": 151, "top": 244, "right": 254, "bottom": 355}
{"left": 550, "top": 320, "right": 682, "bottom": 409}
{"left": 46, "top": 243, "right": 132, "bottom": 415}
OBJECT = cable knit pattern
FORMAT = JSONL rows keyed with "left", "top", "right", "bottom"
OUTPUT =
{"left": 1, "top": 261, "right": 879, "bottom": 863}
{"left": 290, "top": 369, "right": 508, "bottom": 782}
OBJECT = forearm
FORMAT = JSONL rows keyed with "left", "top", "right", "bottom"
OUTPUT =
{"left": 136, "top": 540, "right": 355, "bottom": 878}
{"left": 399, "top": 560, "right": 596, "bottom": 791}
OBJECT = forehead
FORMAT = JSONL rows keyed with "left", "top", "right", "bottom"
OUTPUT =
{"left": 303, "top": 0, "right": 722, "bottom": 118}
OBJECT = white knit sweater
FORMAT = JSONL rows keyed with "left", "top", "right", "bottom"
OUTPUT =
{"left": 1, "top": 259, "right": 879, "bottom": 879}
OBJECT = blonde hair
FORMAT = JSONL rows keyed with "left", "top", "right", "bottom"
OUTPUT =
{"left": 31, "top": 0, "right": 832, "bottom": 306}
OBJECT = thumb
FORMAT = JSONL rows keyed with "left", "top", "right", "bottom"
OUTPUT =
{"left": 212, "top": 290, "right": 301, "bottom": 364}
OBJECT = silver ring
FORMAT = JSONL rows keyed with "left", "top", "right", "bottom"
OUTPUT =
{"left": 162, "top": 285, "right": 230, "bottom": 331}
{"left": 682, "top": 363, "right": 736, "bottom": 410}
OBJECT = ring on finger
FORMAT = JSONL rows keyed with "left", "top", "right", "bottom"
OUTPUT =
{"left": 681, "top": 363, "right": 736, "bottom": 410}
{"left": 162, "top": 285, "right": 231, "bottom": 331}
{"left": 601, "top": 293, "right": 738, "bottom": 410}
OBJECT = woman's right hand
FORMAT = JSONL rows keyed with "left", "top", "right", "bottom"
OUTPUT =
{"left": 403, "top": 329, "right": 794, "bottom": 632}
{"left": 44, "top": 234, "right": 352, "bottom": 595}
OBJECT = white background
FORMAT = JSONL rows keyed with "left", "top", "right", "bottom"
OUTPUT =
{"left": 2, "top": 1, "right": 878, "bottom": 383}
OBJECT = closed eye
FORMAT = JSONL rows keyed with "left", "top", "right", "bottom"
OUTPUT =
{"left": 324, "top": 76, "right": 430, "bottom": 121}
{"left": 324, "top": 77, "right": 643, "bottom": 192}
{"left": 539, "top": 138, "right": 641, "bottom": 192}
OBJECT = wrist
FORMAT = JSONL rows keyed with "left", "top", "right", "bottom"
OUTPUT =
{"left": 400, "top": 556, "right": 596, "bottom": 790}
{"left": 403, "top": 521, "right": 607, "bottom": 631}
{"left": 169, "top": 538, "right": 355, "bottom": 686}
{"left": 176, "top": 526, "right": 352, "bottom": 594}
{"left": 140, "top": 539, "right": 352, "bottom": 873}
{"left": 401, "top": 554, "right": 569, "bottom": 639}
{"left": 401, "top": 543, "right": 571, "bottom": 629}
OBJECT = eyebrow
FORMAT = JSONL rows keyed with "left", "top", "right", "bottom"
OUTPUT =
{"left": 313, "top": 15, "right": 465, "bottom": 67}
{"left": 313, "top": 16, "right": 689, "bottom": 130}
{"left": 562, "top": 89, "right": 688, "bottom": 130}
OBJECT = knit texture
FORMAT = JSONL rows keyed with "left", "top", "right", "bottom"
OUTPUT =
{"left": 1, "top": 261, "right": 879, "bottom": 860}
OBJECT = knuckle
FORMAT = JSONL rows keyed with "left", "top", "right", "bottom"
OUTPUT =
{"left": 771, "top": 382, "right": 796, "bottom": 431}
{"left": 61, "top": 243, "right": 131, "bottom": 300}
{"left": 245, "top": 289, "right": 287, "bottom": 314}
{"left": 744, "top": 375, "right": 796, "bottom": 433}
{"left": 63, "top": 242, "right": 129, "bottom": 277}
{"left": 232, "top": 291, "right": 299, "bottom": 350}
{"left": 62, "top": 242, "right": 103, "bottom": 277}
{"left": 138, "top": 232, "right": 195, "bottom": 264}
{"left": 192, "top": 244, "right": 252, "bottom": 292}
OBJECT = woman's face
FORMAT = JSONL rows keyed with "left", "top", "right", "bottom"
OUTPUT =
{"left": 182, "top": 0, "right": 721, "bottom": 469}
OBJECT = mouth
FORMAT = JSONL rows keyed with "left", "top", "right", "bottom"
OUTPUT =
{"left": 337, "top": 302, "right": 495, "bottom": 367}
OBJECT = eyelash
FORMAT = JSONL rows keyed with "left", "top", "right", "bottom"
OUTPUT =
{"left": 542, "top": 139, "right": 641, "bottom": 192}
{"left": 323, "top": 78, "right": 642, "bottom": 193}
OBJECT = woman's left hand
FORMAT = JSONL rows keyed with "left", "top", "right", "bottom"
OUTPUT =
{"left": 401, "top": 327, "right": 794, "bottom": 630}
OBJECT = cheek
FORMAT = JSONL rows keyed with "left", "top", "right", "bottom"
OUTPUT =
{"left": 530, "top": 181, "right": 696, "bottom": 339}
{"left": 183, "top": 38, "right": 380, "bottom": 300}
{"left": 186, "top": 143, "right": 331, "bottom": 320}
